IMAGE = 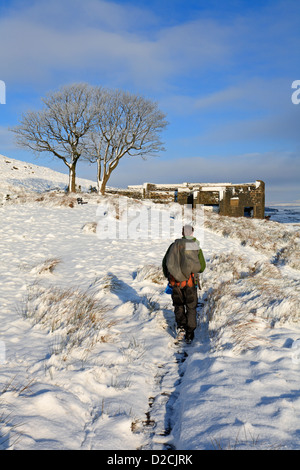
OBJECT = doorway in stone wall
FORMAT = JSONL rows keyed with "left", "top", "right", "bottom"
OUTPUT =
{"left": 187, "top": 193, "right": 194, "bottom": 206}
{"left": 244, "top": 207, "right": 254, "bottom": 217}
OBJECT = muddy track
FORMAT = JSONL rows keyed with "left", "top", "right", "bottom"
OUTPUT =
{"left": 139, "top": 300, "right": 205, "bottom": 450}
{"left": 138, "top": 347, "right": 188, "bottom": 450}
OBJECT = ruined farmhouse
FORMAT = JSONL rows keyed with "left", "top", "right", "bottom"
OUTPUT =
{"left": 127, "top": 180, "right": 265, "bottom": 219}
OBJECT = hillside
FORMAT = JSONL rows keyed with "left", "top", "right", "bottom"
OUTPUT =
{"left": 0, "top": 154, "right": 96, "bottom": 196}
{"left": 0, "top": 156, "right": 300, "bottom": 451}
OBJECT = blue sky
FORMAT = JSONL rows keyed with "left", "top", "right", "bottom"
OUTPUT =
{"left": 0, "top": 0, "right": 299, "bottom": 203}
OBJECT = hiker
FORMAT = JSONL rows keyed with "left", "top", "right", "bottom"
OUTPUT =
{"left": 162, "top": 224, "right": 206, "bottom": 344}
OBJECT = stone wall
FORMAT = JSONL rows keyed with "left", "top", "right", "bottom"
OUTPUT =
{"left": 196, "top": 190, "right": 220, "bottom": 205}
{"left": 220, "top": 181, "right": 265, "bottom": 218}
{"left": 125, "top": 180, "right": 265, "bottom": 219}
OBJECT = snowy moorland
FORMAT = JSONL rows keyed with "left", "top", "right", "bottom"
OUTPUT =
{"left": 0, "top": 154, "right": 96, "bottom": 196}
{"left": 0, "top": 155, "right": 300, "bottom": 450}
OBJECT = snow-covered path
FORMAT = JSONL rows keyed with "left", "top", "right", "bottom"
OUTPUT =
{"left": 0, "top": 201, "right": 187, "bottom": 449}
{"left": 1, "top": 199, "right": 300, "bottom": 450}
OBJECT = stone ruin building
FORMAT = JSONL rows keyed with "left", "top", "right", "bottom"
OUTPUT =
{"left": 127, "top": 180, "right": 265, "bottom": 219}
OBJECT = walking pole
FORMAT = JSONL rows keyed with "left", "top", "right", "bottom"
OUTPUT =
{"left": 197, "top": 273, "right": 202, "bottom": 291}
{"left": 196, "top": 273, "right": 203, "bottom": 309}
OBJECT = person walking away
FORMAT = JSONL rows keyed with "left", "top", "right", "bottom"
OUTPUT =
{"left": 162, "top": 224, "right": 206, "bottom": 344}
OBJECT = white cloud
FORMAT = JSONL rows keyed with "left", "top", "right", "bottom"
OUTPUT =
{"left": 0, "top": 0, "right": 234, "bottom": 90}
{"left": 156, "top": 18, "right": 232, "bottom": 74}
{"left": 106, "top": 150, "right": 300, "bottom": 190}
{"left": 1, "top": 0, "right": 299, "bottom": 93}
{"left": 1, "top": 0, "right": 299, "bottom": 204}
{"left": 162, "top": 77, "right": 295, "bottom": 115}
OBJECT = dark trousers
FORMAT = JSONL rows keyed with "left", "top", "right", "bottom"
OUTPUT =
{"left": 171, "top": 284, "right": 198, "bottom": 334}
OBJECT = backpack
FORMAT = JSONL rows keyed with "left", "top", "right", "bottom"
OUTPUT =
{"left": 166, "top": 238, "right": 201, "bottom": 283}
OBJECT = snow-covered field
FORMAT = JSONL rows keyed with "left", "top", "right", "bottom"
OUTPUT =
{"left": 0, "top": 155, "right": 300, "bottom": 451}
{"left": 0, "top": 153, "right": 96, "bottom": 196}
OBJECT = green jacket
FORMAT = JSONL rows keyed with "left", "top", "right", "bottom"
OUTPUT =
{"left": 162, "top": 236, "right": 206, "bottom": 282}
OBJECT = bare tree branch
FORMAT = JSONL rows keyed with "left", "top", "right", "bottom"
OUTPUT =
{"left": 10, "top": 84, "right": 168, "bottom": 195}
{"left": 10, "top": 83, "right": 102, "bottom": 192}
{"left": 85, "top": 89, "right": 168, "bottom": 194}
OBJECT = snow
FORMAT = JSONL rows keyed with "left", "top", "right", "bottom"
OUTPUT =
{"left": 0, "top": 153, "right": 96, "bottom": 196}
{"left": 0, "top": 155, "right": 300, "bottom": 451}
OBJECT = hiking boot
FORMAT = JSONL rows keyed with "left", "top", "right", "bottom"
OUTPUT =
{"left": 175, "top": 326, "right": 186, "bottom": 343}
{"left": 177, "top": 325, "right": 186, "bottom": 334}
{"left": 185, "top": 331, "right": 194, "bottom": 344}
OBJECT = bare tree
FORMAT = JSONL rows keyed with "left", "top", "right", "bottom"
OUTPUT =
{"left": 86, "top": 89, "right": 168, "bottom": 195}
{"left": 11, "top": 84, "right": 168, "bottom": 195}
{"left": 11, "top": 83, "right": 100, "bottom": 192}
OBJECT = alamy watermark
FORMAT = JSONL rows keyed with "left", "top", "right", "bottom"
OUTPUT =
{"left": 0, "top": 80, "right": 6, "bottom": 104}
{"left": 291, "top": 80, "right": 300, "bottom": 105}
{"left": 95, "top": 198, "right": 205, "bottom": 246}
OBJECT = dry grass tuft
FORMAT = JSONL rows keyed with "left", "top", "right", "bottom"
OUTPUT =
{"left": 81, "top": 222, "right": 97, "bottom": 233}
{"left": 135, "top": 265, "right": 165, "bottom": 285}
{"left": 94, "top": 273, "right": 125, "bottom": 293}
{"left": 204, "top": 211, "right": 300, "bottom": 270}
{"left": 21, "top": 284, "right": 117, "bottom": 359}
{"left": 203, "top": 252, "right": 300, "bottom": 353}
{"left": 31, "top": 257, "right": 61, "bottom": 275}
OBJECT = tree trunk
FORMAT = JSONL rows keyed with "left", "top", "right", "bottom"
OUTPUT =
{"left": 69, "top": 164, "right": 76, "bottom": 193}
{"left": 97, "top": 158, "right": 102, "bottom": 194}
{"left": 98, "top": 159, "right": 121, "bottom": 195}
{"left": 99, "top": 173, "right": 110, "bottom": 195}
